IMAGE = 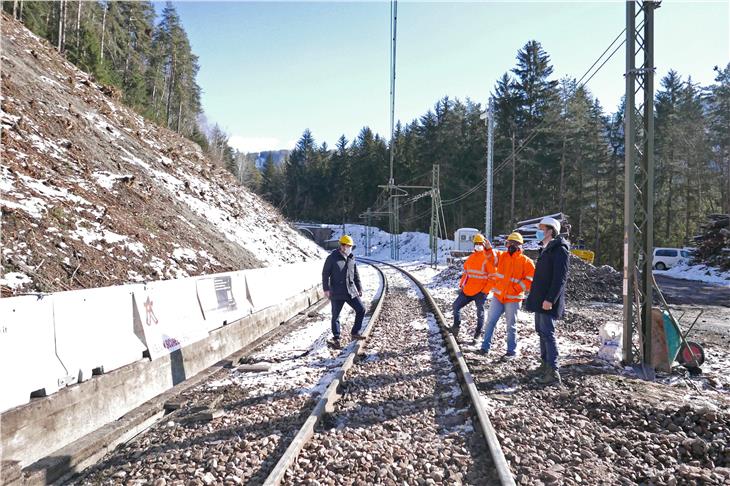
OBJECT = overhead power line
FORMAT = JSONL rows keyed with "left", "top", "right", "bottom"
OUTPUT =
{"left": 433, "top": 25, "right": 633, "bottom": 210}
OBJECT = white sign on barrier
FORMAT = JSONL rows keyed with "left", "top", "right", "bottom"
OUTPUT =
{"left": 0, "top": 295, "right": 67, "bottom": 413}
{"left": 196, "top": 271, "right": 252, "bottom": 331}
{"left": 133, "top": 279, "right": 209, "bottom": 360}
{"left": 52, "top": 285, "right": 147, "bottom": 384}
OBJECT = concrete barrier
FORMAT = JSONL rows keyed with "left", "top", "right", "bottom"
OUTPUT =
{"left": 52, "top": 285, "right": 147, "bottom": 385}
{"left": 196, "top": 271, "right": 252, "bottom": 332}
{"left": 1, "top": 285, "right": 323, "bottom": 481}
{"left": 0, "top": 295, "right": 67, "bottom": 413}
{"left": 132, "top": 279, "right": 209, "bottom": 360}
{"left": 246, "top": 259, "right": 324, "bottom": 312}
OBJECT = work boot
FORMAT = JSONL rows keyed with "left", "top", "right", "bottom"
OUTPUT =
{"left": 450, "top": 325, "right": 460, "bottom": 337}
{"left": 528, "top": 360, "right": 548, "bottom": 377}
{"left": 535, "top": 367, "right": 562, "bottom": 385}
{"left": 329, "top": 338, "right": 342, "bottom": 349}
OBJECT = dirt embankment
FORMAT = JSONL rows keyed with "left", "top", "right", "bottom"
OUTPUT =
{"left": 0, "top": 14, "right": 325, "bottom": 296}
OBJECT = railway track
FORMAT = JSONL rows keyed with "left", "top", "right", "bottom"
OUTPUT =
{"left": 70, "top": 260, "right": 513, "bottom": 485}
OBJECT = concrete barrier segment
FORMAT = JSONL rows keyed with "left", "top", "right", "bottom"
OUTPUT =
{"left": 0, "top": 295, "right": 66, "bottom": 413}
{"left": 132, "top": 279, "right": 209, "bottom": 360}
{"left": 52, "top": 284, "right": 147, "bottom": 385}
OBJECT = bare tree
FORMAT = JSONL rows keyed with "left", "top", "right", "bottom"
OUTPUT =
{"left": 100, "top": 1, "right": 107, "bottom": 61}
{"left": 76, "top": 0, "right": 82, "bottom": 51}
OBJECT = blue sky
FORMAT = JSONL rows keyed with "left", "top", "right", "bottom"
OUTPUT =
{"left": 163, "top": 1, "right": 730, "bottom": 153}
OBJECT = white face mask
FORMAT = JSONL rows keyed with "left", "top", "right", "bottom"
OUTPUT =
{"left": 342, "top": 246, "right": 352, "bottom": 256}
{"left": 474, "top": 245, "right": 484, "bottom": 252}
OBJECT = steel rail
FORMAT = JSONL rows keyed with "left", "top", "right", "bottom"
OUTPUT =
{"left": 262, "top": 262, "right": 388, "bottom": 486}
{"left": 360, "top": 257, "right": 516, "bottom": 486}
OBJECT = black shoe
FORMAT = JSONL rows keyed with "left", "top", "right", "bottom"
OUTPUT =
{"left": 500, "top": 353, "right": 516, "bottom": 362}
{"left": 329, "top": 338, "right": 342, "bottom": 349}
{"left": 351, "top": 334, "right": 365, "bottom": 341}
{"left": 450, "top": 325, "right": 460, "bottom": 336}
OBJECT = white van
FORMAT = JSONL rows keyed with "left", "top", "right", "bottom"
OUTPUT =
{"left": 653, "top": 248, "right": 692, "bottom": 270}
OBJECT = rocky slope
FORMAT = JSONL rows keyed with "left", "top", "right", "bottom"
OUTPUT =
{"left": 0, "top": 14, "right": 325, "bottom": 296}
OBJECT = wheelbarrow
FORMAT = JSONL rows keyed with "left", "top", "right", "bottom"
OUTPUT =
{"left": 652, "top": 273, "right": 706, "bottom": 369}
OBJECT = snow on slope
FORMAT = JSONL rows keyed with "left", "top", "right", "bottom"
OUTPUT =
{"left": 326, "top": 224, "right": 453, "bottom": 261}
{"left": 0, "top": 15, "right": 325, "bottom": 295}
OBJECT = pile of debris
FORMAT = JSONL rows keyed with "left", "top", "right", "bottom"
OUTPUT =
{"left": 436, "top": 253, "right": 622, "bottom": 303}
{"left": 566, "top": 254, "right": 622, "bottom": 303}
{"left": 692, "top": 214, "right": 730, "bottom": 270}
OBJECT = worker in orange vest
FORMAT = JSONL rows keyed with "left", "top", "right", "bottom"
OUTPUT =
{"left": 479, "top": 232, "right": 535, "bottom": 359}
{"left": 451, "top": 234, "right": 494, "bottom": 340}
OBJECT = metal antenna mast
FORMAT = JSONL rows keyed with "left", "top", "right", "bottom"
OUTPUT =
{"left": 429, "top": 165, "right": 443, "bottom": 267}
{"left": 485, "top": 98, "right": 494, "bottom": 241}
{"left": 623, "top": 0, "right": 659, "bottom": 368}
{"left": 388, "top": 0, "right": 399, "bottom": 259}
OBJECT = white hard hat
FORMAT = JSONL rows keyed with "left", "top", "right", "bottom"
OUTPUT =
{"left": 539, "top": 217, "right": 561, "bottom": 234}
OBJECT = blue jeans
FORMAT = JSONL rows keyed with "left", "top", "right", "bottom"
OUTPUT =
{"left": 452, "top": 291, "right": 486, "bottom": 336}
{"left": 535, "top": 312, "right": 559, "bottom": 369}
{"left": 481, "top": 297, "right": 519, "bottom": 354}
{"left": 331, "top": 296, "right": 366, "bottom": 339}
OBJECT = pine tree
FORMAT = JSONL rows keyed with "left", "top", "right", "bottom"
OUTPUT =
{"left": 510, "top": 40, "right": 561, "bottom": 218}
{"left": 707, "top": 63, "right": 730, "bottom": 214}
{"left": 261, "top": 153, "right": 278, "bottom": 203}
{"left": 285, "top": 130, "right": 318, "bottom": 219}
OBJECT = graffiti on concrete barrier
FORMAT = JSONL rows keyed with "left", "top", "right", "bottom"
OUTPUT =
{"left": 144, "top": 296, "right": 159, "bottom": 326}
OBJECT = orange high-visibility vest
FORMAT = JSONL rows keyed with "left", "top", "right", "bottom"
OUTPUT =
{"left": 459, "top": 250, "right": 494, "bottom": 296}
{"left": 488, "top": 248, "right": 535, "bottom": 304}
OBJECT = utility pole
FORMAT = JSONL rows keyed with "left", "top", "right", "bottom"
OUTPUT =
{"left": 486, "top": 98, "right": 494, "bottom": 241}
{"left": 387, "top": 0, "right": 399, "bottom": 260}
{"left": 510, "top": 132, "right": 516, "bottom": 229}
{"left": 623, "top": 0, "right": 658, "bottom": 370}
{"left": 365, "top": 208, "right": 372, "bottom": 257}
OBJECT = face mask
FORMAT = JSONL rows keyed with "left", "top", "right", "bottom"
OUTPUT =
{"left": 535, "top": 230, "right": 545, "bottom": 241}
{"left": 508, "top": 245, "right": 518, "bottom": 255}
{"left": 342, "top": 246, "right": 352, "bottom": 256}
{"left": 474, "top": 245, "right": 484, "bottom": 252}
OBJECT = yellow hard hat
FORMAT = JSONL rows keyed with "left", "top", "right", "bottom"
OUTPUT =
{"left": 339, "top": 235, "right": 354, "bottom": 246}
{"left": 472, "top": 234, "right": 486, "bottom": 244}
{"left": 507, "top": 232, "right": 524, "bottom": 244}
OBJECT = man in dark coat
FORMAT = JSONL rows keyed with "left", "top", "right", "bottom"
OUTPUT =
{"left": 321, "top": 235, "right": 365, "bottom": 347}
{"left": 525, "top": 217, "right": 570, "bottom": 385}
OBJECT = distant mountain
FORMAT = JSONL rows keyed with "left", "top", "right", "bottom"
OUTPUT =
{"left": 252, "top": 150, "right": 289, "bottom": 169}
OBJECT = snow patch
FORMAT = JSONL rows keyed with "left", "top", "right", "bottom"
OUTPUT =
{"left": 0, "top": 272, "right": 32, "bottom": 289}
{"left": 173, "top": 247, "right": 198, "bottom": 262}
{"left": 70, "top": 221, "right": 127, "bottom": 245}
{"left": 92, "top": 171, "right": 133, "bottom": 191}
{"left": 125, "top": 241, "right": 146, "bottom": 256}
{"left": 657, "top": 263, "right": 730, "bottom": 287}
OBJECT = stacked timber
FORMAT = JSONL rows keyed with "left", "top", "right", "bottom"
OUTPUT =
{"left": 692, "top": 214, "right": 730, "bottom": 270}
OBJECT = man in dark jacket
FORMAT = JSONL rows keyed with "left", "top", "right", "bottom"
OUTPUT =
{"left": 321, "top": 235, "right": 365, "bottom": 347}
{"left": 524, "top": 217, "right": 570, "bottom": 385}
